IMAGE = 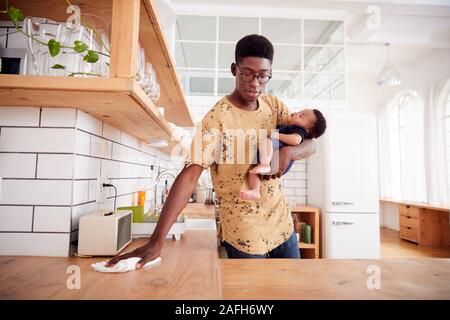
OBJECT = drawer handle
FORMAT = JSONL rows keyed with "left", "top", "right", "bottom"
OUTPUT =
{"left": 332, "top": 201, "right": 354, "bottom": 206}
{"left": 407, "top": 226, "right": 411, "bottom": 230}
{"left": 332, "top": 221, "right": 355, "bottom": 225}
{"left": 407, "top": 216, "right": 411, "bottom": 219}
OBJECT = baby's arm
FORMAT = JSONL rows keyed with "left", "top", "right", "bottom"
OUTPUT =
{"left": 278, "top": 133, "right": 303, "bottom": 146}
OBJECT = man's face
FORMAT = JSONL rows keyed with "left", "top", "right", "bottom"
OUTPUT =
{"left": 231, "top": 56, "right": 272, "bottom": 103}
{"left": 289, "top": 109, "right": 317, "bottom": 131}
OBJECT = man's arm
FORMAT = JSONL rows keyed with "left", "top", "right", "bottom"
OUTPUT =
{"left": 106, "top": 164, "right": 204, "bottom": 268}
{"left": 278, "top": 133, "right": 302, "bottom": 146}
{"left": 262, "top": 139, "right": 316, "bottom": 180}
{"left": 285, "top": 138, "right": 316, "bottom": 160}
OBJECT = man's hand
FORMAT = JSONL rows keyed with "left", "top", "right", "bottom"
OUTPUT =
{"left": 105, "top": 240, "right": 162, "bottom": 269}
{"left": 262, "top": 147, "right": 291, "bottom": 180}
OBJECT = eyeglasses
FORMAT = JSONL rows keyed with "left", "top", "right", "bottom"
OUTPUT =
{"left": 235, "top": 64, "right": 272, "bottom": 84}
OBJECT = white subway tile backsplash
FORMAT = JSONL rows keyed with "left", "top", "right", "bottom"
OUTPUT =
{"left": 37, "top": 154, "right": 74, "bottom": 179}
{"left": 76, "top": 111, "right": 102, "bottom": 136}
{"left": 112, "top": 143, "right": 128, "bottom": 162}
{"left": 283, "top": 171, "right": 295, "bottom": 180}
{"left": 33, "top": 207, "right": 71, "bottom": 232}
{"left": 102, "top": 123, "right": 121, "bottom": 142}
{"left": 1, "top": 180, "right": 72, "bottom": 205}
{"left": 0, "top": 107, "right": 40, "bottom": 127}
{"left": 295, "top": 196, "right": 307, "bottom": 204}
{"left": 97, "top": 198, "right": 115, "bottom": 212}
{"left": 116, "top": 193, "right": 135, "bottom": 208}
{"left": 101, "top": 159, "right": 120, "bottom": 178}
{"left": 40, "top": 108, "right": 76, "bottom": 127}
{"left": 282, "top": 188, "right": 295, "bottom": 196}
{"left": 0, "top": 206, "right": 33, "bottom": 231}
{"left": 74, "top": 155, "right": 100, "bottom": 179}
{"left": 282, "top": 180, "right": 298, "bottom": 188}
{"left": 295, "top": 188, "right": 307, "bottom": 196}
{"left": 88, "top": 180, "right": 97, "bottom": 202}
{"left": 0, "top": 233, "right": 70, "bottom": 257}
{"left": 295, "top": 172, "right": 307, "bottom": 180}
{"left": 112, "top": 143, "right": 147, "bottom": 165}
{"left": 120, "top": 132, "right": 138, "bottom": 148}
{"left": 90, "top": 135, "right": 112, "bottom": 159}
{"left": 0, "top": 154, "right": 36, "bottom": 178}
{"left": 75, "top": 130, "right": 90, "bottom": 155}
{"left": 0, "top": 128, "right": 75, "bottom": 153}
{"left": 113, "top": 179, "right": 138, "bottom": 196}
{"left": 72, "top": 180, "right": 89, "bottom": 205}
{"left": 72, "top": 202, "right": 97, "bottom": 230}
{"left": 119, "top": 162, "right": 152, "bottom": 178}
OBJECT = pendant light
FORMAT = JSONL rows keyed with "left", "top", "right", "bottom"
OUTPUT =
{"left": 377, "top": 43, "right": 402, "bottom": 87}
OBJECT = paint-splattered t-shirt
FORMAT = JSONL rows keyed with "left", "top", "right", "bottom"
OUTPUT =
{"left": 184, "top": 95, "right": 294, "bottom": 255}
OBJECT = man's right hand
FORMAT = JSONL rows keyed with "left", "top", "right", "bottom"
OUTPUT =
{"left": 105, "top": 241, "right": 162, "bottom": 269}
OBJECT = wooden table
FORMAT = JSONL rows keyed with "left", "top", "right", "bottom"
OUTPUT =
{"left": 1, "top": 230, "right": 449, "bottom": 299}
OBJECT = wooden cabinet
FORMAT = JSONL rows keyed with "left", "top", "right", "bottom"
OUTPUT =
{"left": 0, "top": 0, "right": 193, "bottom": 154}
{"left": 381, "top": 199, "right": 450, "bottom": 247}
{"left": 399, "top": 205, "right": 419, "bottom": 243}
{"left": 291, "top": 206, "right": 320, "bottom": 259}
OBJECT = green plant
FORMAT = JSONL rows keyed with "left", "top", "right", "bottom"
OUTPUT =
{"left": 1, "top": 0, "right": 110, "bottom": 77}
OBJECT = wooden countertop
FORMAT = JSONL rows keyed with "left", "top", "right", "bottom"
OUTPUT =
{"left": 1, "top": 230, "right": 449, "bottom": 299}
{"left": 181, "top": 203, "right": 216, "bottom": 219}
{"left": 380, "top": 198, "right": 450, "bottom": 212}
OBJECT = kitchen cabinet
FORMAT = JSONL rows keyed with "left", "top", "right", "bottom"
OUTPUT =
{"left": 0, "top": 0, "right": 193, "bottom": 154}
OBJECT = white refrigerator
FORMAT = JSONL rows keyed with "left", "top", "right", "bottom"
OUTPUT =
{"left": 307, "top": 111, "right": 380, "bottom": 259}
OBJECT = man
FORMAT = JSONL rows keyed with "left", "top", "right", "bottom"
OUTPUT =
{"left": 107, "top": 34, "right": 315, "bottom": 267}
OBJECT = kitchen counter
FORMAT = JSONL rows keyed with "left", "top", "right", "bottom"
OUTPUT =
{"left": 1, "top": 228, "right": 449, "bottom": 299}
{"left": 182, "top": 203, "right": 216, "bottom": 219}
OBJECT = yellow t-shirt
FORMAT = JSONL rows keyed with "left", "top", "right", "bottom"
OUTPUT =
{"left": 185, "top": 95, "right": 294, "bottom": 254}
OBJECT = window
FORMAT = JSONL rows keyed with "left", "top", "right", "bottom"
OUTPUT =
{"left": 174, "top": 15, "right": 346, "bottom": 101}
{"left": 391, "top": 91, "right": 427, "bottom": 202}
{"left": 445, "top": 90, "right": 450, "bottom": 195}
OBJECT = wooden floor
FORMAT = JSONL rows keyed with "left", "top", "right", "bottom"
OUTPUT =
{"left": 380, "top": 227, "right": 450, "bottom": 259}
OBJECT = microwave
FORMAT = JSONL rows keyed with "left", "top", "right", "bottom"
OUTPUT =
{"left": 78, "top": 210, "right": 132, "bottom": 256}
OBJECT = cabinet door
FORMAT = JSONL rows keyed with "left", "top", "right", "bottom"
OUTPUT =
{"left": 323, "top": 213, "right": 380, "bottom": 259}
{"left": 324, "top": 113, "right": 379, "bottom": 213}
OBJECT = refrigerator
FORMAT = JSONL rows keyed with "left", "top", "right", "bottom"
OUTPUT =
{"left": 307, "top": 111, "right": 380, "bottom": 259}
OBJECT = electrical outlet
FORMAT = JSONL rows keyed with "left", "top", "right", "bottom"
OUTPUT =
{"left": 96, "top": 177, "right": 109, "bottom": 202}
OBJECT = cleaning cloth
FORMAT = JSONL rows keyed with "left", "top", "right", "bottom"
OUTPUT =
{"left": 91, "top": 257, "right": 162, "bottom": 273}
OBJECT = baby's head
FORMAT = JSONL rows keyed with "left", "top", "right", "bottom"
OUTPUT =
{"left": 288, "top": 109, "right": 327, "bottom": 139}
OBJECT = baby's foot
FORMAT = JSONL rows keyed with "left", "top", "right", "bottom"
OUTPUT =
{"left": 249, "top": 164, "right": 271, "bottom": 174}
{"left": 240, "top": 189, "right": 261, "bottom": 200}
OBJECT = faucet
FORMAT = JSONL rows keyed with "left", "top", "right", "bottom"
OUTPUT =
{"left": 152, "top": 169, "right": 177, "bottom": 215}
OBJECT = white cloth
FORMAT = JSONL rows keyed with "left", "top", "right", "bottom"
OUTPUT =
{"left": 91, "top": 257, "right": 162, "bottom": 273}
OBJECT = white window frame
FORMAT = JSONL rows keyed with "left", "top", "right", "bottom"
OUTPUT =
{"left": 174, "top": 14, "right": 347, "bottom": 105}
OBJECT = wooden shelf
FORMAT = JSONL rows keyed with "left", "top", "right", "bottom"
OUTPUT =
{"left": 0, "top": 0, "right": 193, "bottom": 154}
{"left": 291, "top": 205, "right": 320, "bottom": 259}
{"left": 298, "top": 242, "right": 316, "bottom": 249}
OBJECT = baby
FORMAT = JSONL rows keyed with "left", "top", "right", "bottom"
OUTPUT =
{"left": 240, "top": 109, "right": 327, "bottom": 200}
